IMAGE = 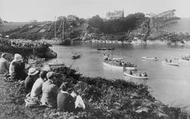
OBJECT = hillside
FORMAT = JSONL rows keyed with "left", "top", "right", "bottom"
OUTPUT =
{"left": 2, "top": 13, "right": 148, "bottom": 41}
{"left": 3, "top": 16, "right": 87, "bottom": 40}
{"left": 0, "top": 22, "right": 28, "bottom": 33}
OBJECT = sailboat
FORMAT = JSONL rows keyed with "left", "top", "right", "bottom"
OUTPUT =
{"left": 46, "top": 17, "right": 72, "bottom": 45}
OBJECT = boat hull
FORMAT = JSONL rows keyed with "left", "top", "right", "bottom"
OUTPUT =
{"left": 123, "top": 72, "right": 148, "bottom": 80}
{"left": 103, "top": 62, "right": 123, "bottom": 70}
{"left": 162, "top": 61, "right": 179, "bottom": 66}
{"left": 103, "top": 62, "right": 136, "bottom": 70}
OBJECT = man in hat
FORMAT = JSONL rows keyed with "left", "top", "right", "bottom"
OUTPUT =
{"left": 0, "top": 53, "right": 9, "bottom": 74}
{"left": 9, "top": 53, "right": 27, "bottom": 81}
{"left": 57, "top": 82, "right": 75, "bottom": 112}
{"left": 41, "top": 71, "right": 58, "bottom": 108}
{"left": 24, "top": 67, "right": 39, "bottom": 92}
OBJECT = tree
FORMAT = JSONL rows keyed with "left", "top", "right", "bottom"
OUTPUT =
{"left": 88, "top": 15, "right": 104, "bottom": 29}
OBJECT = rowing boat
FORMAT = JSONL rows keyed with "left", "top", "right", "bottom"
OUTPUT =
{"left": 97, "top": 47, "right": 115, "bottom": 51}
{"left": 72, "top": 54, "right": 81, "bottom": 60}
{"left": 141, "top": 56, "right": 158, "bottom": 61}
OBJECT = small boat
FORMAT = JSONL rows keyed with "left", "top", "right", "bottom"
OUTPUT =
{"left": 123, "top": 71, "right": 148, "bottom": 80}
{"left": 97, "top": 47, "right": 115, "bottom": 51}
{"left": 162, "top": 61, "right": 179, "bottom": 67}
{"left": 72, "top": 54, "right": 81, "bottom": 60}
{"left": 142, "top": 56, "right": 158, "bottom": 61}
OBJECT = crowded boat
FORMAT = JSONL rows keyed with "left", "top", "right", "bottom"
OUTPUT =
{"left": 103, "top": 54, "right": 137, "bottom": 70}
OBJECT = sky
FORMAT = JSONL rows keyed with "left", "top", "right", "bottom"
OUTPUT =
{"left": 0, "top": 0, "right": 189, "bottom": 22}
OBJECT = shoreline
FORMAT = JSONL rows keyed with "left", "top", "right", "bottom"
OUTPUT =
{"left": 82, "top": 39, "right": 189, "bottom": 46}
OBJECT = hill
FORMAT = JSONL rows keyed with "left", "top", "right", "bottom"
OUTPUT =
{"left": 2, "top": 16, "right": 86, "bottom": 40}
{"left": 0, "top": 22, "right": 28, "bottom": 33}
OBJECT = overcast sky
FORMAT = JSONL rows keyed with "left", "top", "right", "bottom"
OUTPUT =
{"left": 0, "top": 0, "right": 189, "bottom": 22}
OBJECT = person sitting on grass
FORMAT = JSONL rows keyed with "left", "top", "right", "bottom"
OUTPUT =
{"left": 57, "top": 82, "right": 75, "bottom": 112}
{"left": 0, "top": 53, "right": 9, "bottom": 75}
{"left": 30, "top": 70, "right": 48, "bottom": 98}
{"left": 41, "top": 72, "right": 58, "bottom": 108}
{"left": 25, "top": 70, "right": 48, "bottom": 108}
{"left": 24, "top": 67, "right": 40, "bottom": 93}
{"left": 9, "top": 53, "right": 27, "bottom": 81}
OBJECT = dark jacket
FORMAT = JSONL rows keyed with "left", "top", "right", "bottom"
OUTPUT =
{"left": 11, "top": 61, "right": 27, "bottom": 80}
{"left": 24, "top": 75, "right": 38, "bottom": 92}
{"left": 57, "top": 91, "right": 75, "bottom": 112}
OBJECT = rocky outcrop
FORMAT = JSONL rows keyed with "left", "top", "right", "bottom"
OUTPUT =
{"left": 0, "top": 38, "right": 57, "bottom": 58}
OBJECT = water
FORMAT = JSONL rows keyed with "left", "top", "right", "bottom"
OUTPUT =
{"left": 48, "top": 42, "right": 190, "bottom": 112}
{"left": 47, "top": 18, "right": 190, "bottom": 111}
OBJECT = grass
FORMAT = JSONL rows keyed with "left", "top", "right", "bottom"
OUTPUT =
{"left": 0, "top": 65, "right": 190, "bottom": 119}
{"left": 0, "top": 22, "right": 28, "bottom": 33}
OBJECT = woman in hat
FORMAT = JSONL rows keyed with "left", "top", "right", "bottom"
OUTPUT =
{"left": 41, "top": 71, "right": 58, "bottom": 108}
{"left": 9, "top": 53, "right": 27, "bottom": 81}
{"left": 24, "top": 67, "right": 40, "bottom": 92}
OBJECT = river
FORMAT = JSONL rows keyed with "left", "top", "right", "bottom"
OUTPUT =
{"left": 47, "top": 18, "right": 190, "bottom": 112}
{"left": 48, "top": 41, "right": 190, "bottom": 112}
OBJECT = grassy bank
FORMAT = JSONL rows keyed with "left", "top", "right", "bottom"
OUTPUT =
{"left": 0, "top": 64, "right": 189, "bottom": 119}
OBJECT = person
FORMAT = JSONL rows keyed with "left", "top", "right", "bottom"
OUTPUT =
{"left": 0, "top": 53, "right": 9, "bottom": 74}
{"left": 30, "top": 70, "right": 48, "bottom": 98}
{"left": 142, "top": 72, "right": 148, "bottom": 77}
{"left": 129, "top": 70, "right": 133, "bottom": 75}
{"left": 57, "top": 82, "right": 75, "bottom": 112}
{"left": 24, "top": 67, "right": 40, "bottom": 92}
{"left": 41, "top": 72, "right": 58, "bottom": 108}
{"left": 9, "top": 53, "right": 27, "bottom": 81}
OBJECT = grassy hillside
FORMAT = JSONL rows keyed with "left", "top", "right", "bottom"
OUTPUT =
{"left": 3, "top": 16, "right": 86, "bottom": 40}
{"left": 0, "top": 22, "right": 28, "bottom": 33}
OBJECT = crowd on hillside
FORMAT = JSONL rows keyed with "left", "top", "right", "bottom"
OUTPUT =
{"left": 0, "top": 53, "right": 85, "bottom": 112}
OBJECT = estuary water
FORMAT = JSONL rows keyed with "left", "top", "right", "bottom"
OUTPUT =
{"left": 48, "top": 18, "right": 190, "bottom": 111}
{"left": 48, "top": 42, "right": 190, "bottom": 112}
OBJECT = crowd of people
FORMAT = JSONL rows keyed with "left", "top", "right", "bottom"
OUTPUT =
{"left": 0, "top": 53, "right": 85, "bottom": 112}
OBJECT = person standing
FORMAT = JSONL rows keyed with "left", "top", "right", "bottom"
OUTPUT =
{"left": 0, "top": 53, "right": 9, "bottom": 74}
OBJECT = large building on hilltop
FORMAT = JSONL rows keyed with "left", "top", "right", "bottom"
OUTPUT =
{"left": 106, "top": 10, "right": 124, "bottom": 20}
{"left": 147, "top": 9, "right": 180, "bottom": 31}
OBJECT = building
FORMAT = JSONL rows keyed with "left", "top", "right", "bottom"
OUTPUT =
{"left": 147, "top": 9, "right": 180, "bottom": 31}
{"left": 106, "top": 10, "right": 124, "bottom": 20}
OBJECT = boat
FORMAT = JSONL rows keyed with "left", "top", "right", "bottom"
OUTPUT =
{"left": 123, "top": 71, "right": 148, "bottom": 80}
{"left": 97, "top": 47, "right": 115, "bottom": 51}
{"left": 103, "top": 60, "right": 137, "bottom": 70}
{"left": 162, "top": 61, "right": 179, "bottom": 66}
{"left": 142, "top": 56, "right": 158, "bottom": 61}
{"left": 72, "top": 53, "right": 81, "bottom": 60}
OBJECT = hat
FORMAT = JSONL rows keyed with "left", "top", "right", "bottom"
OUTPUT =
{"left": 28, "top": 68, "right": 39, "bottom": 76}
{"left": 1, "top": 53, "right": 6, "bottom": 58}
{"left": 46, "top": 71, "right": 56, "bottom": 79}
{"left": 14, "top": 53, "right": 23, "bottom": 62}
{"left": 41, "top": 65, "right": 51, "bottom": 71}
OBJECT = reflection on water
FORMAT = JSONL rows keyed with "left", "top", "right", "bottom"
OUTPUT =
{"left": 48, "top": 42, "right": 190, "bottom": 112}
